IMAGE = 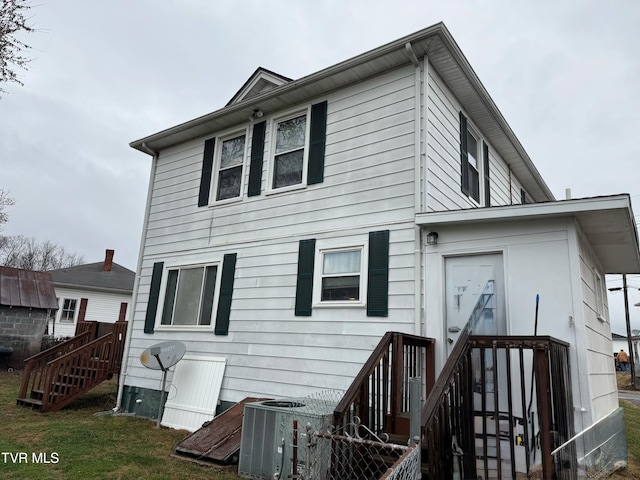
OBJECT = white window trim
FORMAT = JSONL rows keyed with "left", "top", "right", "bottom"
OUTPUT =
{"left": 210, "top": 127, "right": 249, "bottom": 205}
{"left": 58, "top": 297, "right": 79, "bottom": 324}
{"left": 154, "top": 260, "right": 223, "bottom": 331}
{"left": 313, "top": 241, "right": 368, "bottom": 308}
{"left": 266, "top": 106, "right": 312, "bottom": 195}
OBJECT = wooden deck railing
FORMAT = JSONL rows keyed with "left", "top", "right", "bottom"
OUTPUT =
{"left": 18, "top": 330, "right": 95, "bottom": 400}
{"left": 18, "top": 322, "right": 127, "bottom": 413}
{"left": 421, "top": 332, "right": 575, "bottom": 480}
{"left": 333, "top": 332, "right": 436, "bottom": 438}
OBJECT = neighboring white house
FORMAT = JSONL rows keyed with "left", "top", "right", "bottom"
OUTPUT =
{"left": 48, "top": 249, "right": 135, "bottom": 338}
{"left": 117, "top": 21, "right": 640, "bottom": 452}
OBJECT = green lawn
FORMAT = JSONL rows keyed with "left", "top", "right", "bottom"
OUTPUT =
{"left": 0, "top": 372, "right": 242, "bottom": 480}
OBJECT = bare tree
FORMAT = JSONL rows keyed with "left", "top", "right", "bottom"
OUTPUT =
{"left": 0, "top": 235, "right": 84, "bottom": 270}
{"left": 0, "top": 188, "right": 15, "bottom": 230}
{"left": 1, "top": 0, "right": 35, "bottom": 96}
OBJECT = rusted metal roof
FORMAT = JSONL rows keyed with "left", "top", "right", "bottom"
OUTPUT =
{"left": 175, "top": 397, "right": 270, "bottom": 464}
{"left": 0, "top": 266, "right": 59, "bottom": 310}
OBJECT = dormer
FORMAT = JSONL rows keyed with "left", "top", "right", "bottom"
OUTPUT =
{"left": 226, "top": 67, "right": 292, "bottom": 106}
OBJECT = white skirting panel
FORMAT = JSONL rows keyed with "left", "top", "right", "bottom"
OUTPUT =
{"left": 160, "top": 355, "right": 226, "bottom": 432}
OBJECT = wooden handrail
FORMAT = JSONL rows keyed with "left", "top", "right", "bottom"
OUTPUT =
{"left": 19, "top": 331, "right": 94, "bottom": 399}
{"left": 40, "top": 322, "right": 127, "bottom": 412}
{"left": 333, "top": 331, "right": 435, "bottom": 437}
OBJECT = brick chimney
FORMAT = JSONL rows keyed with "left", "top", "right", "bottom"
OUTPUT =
{"left": 103, "top": 249, "right": 114, "bottom": 272}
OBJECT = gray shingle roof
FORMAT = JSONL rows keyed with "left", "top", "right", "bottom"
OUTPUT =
{"left": 48, "top": 262, "right": 135, "bottom": 294}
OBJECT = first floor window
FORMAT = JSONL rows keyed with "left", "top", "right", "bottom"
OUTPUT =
{"left": 216, "top": 133, "right": 246, "bottom": 201}
{"left": 60, "top": 298, "right": 77, "bottom": 322}
{"left": 317, "top": 247, "right": 364, "bottom": 303}
{"left": 272, "top": 113, "right": 307, "bottom": 189}
{"left": 160, "top": 265, "right": 218, "bottom": 326}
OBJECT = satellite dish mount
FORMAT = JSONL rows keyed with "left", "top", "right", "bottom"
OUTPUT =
{"left": 140, "top": 341, "right": 186, "bottom": 427}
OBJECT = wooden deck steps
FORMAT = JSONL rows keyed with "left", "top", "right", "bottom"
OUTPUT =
{"left": 16, "top": 322, "right": 127, "bottom": 413}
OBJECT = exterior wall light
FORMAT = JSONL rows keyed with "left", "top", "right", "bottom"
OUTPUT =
{"left": 426, "top": 232, "right": 439, "bottom": 245}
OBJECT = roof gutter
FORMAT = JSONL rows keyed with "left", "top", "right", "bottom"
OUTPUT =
{"left": 115, "top": 142, "right": 158, "bottom": 411}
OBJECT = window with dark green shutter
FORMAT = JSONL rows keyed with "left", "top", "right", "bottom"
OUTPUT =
{"left": 215, "top": 253, "right": 237, "bottom": 335}
{"left": 295, "top": 239, "right": 316, "bottom": 316}
{"left": 367, "top": 230, "right": 389, "bottom": 317}
{"left": 270, "top": 101, "right": 327, "bottom": 191}
{"left": 483, "top": 141, "right": 490, "bottom": 207}
{"left": 144, "top": 262, "right": 164, "bottom": 333}
{"left": 248, "top": 121, "right": 266, "bottom": 196}
{"left": 308, "top": 101, "right": 327, "bottom": 185}
{"left": 198, "top": 138, "right": 215, "bottom": 207}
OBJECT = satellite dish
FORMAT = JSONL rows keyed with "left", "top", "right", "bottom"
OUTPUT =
{"left": 140, "top": 341, "right": 186, "bottom": 371}
{"left": 140, "top": 341, "right": 186, "bottom": 427}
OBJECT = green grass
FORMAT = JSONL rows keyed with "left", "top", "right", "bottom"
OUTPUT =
{"left": 0, "top": 372, "right": 242, "bottom": 480}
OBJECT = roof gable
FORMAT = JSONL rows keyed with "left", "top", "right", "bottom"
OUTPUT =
{"left": 226, "top": 67, "right": 292, "bottom": 106}
{"left": 0, "top": 266, "right": 58, "bottom": 310}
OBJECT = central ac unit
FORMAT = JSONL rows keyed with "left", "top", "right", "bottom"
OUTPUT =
{"left": 238, "top": 398, "right": 335, "bottom": 480}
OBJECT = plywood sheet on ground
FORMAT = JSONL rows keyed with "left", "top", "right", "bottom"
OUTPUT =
{"left": 175, "top": 397, "right": 271, "bottom": 464}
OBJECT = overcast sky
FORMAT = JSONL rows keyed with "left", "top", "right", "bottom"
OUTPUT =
{"left": 1, "top": 0, "right": 639, "bottom": 334}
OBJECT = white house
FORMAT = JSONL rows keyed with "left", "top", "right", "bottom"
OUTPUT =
{"left": 48, "top": 249, "right": 134, "bottom": 338}
{"left": 117, "top": 22, "right": 639, "bottom": 464}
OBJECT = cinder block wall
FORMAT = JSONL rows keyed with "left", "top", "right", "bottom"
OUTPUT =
{"left": 0, "top": 306, "right": 50, "bottom": 369}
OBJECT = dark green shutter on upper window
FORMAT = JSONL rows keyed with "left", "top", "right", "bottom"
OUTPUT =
{"left": 521, "top": 188, "right": 527, "bottom": 205}
{"left": 295, "top": 239, "right": 316, "bottom": 316}
{"left": 367, "top": 230, "right": 389, "bottom": 317}
{"left": 483, "top": 141, "right": 490, "bottom": 207}
{"left": 198, "top": 138, "right": 215, "bottom": 207}
{"left": 144, "top": 262, "right": 164, "bottom": 334}
{"left": 248, "top": 121, "right": 266, "bottom": 197}
{"left": 307, "top": 101, "right": 328, "bottom": 185}
{"left": 215, "top": 253, "right": 237, "bottom": 335}
{"left": 459, "top": 112, "right": 469, "bottom": 196}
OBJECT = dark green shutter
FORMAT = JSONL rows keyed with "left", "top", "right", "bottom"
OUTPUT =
{"left": 248, "top": 121, "right": 266, "bottom": 196}
{"left": 215, "top": 253, "right": 237, "bottom": 335}
{"left": 307, "top": 101, "right": 328, "bottom": 185}
{"left": 460, "top": 112, "right": 469, "bottom": 196}
{"left": 198, "top": 138, "right": 215, "bottom": 207}
{"left": 483, "top": 141, "right": 490, "bottom": 207}
{"left": 367, "top": 230, "right": 389, "bottom": 317}
{"left": 144, "top": 262, "right": 164, "bottom": 334}
{"left": 295, "top": 239, "right": 316, "bottom": 316}
{"left": 521, "top": 188, "right": 527, "bottom": 204}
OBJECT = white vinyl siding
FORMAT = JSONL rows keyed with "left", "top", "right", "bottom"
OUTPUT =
{"left": 425, "top": 62, "right": 527, "bottom": 211}
{"left": 125, "top": 66, "right": 420, "bottom": 401}
{"left": 48, "top": 287, "right": 131, "bottom": 338}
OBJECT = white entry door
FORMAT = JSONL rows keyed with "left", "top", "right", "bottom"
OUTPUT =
{"left": 444, "top": 253, "right": 505, "bottom": 355}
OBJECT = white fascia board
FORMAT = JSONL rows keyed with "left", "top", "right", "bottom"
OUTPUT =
{"left": 415, "top": 195, "right": 634, "bottom": 227}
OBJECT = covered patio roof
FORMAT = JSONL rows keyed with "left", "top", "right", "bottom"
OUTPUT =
{"left": 415, "top": 194, "right": 640, "bottom": 274}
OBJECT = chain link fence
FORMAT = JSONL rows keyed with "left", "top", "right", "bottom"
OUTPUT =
{"left": 298, "top": 418, "right": 420, "bottom": 480}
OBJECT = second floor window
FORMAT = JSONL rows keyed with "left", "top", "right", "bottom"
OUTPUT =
{"left": 216, "top": 133, "right": 246, "bottom": 201}
{"left": 272, "top": 113, "right": 308, "bottom": 189}
{"left": 466, "top": 129, "right": 480, "bottom": 203}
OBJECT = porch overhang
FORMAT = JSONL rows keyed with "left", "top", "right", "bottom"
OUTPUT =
{"left": 415, "top": 194, "right": 640, "bottom": 274}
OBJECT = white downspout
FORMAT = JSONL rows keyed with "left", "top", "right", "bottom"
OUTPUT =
{"left": 407, "top": 42, "right": 423, "bottom": 337}
{"left": 115, "top": 142, "right": 158, "bottom": 411}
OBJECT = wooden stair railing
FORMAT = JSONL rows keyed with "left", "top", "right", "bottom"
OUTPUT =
{"left": 18, "top": 330, "right": 95, "bottom": 402}
{"left": 17, "top": 322, "right": 127, "bottom": 413}
{"left": 333, "top": 332, "right": 435, "bottom": 439}
{"left": 420, "top": 329, "right": 575, "bottom": 480}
